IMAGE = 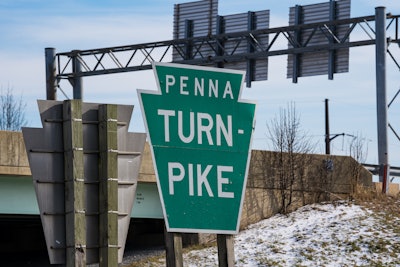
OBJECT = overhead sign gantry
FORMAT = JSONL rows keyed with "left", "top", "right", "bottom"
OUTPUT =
{"left": 45, "top": 0, "right": 399, "bottom": 195}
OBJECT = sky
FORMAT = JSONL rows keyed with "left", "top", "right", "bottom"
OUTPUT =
{"left": 1, "top": 0, "right": 400, "bottom": 170}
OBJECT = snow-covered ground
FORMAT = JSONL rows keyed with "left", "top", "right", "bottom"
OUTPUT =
{"left": 146, "top": 201, "right": 400, "bottom": 266}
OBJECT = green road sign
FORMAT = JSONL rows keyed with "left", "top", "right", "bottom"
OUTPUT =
{"left": 138, "top": 62, "right": 256, "bottom": 234}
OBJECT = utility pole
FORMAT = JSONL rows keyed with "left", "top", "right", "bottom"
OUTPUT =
{"left": 324, "top": 99, "right": 350, "bottom": 155}
{"left": 375, "top": 6, "right": 390, "bottom": 193}
{"left": 45, "top": 47, "right": 57, "bottom": 100}
{"left": 72, "top": 50, "right": 83, "bottom": 100}
{"left": 325, "top": 99, "right": 330, "bottom": 154}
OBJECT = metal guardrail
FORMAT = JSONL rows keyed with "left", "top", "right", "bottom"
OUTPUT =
{"left": 362, "top": 163, "right": 400, "bottom": 178}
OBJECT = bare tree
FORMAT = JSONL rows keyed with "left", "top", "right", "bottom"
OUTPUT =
{"left": 0, "top": 87, "right": 27, "bottom": 131}
{"left": 348, "top": 133, "right": 368, "bottom": 164}
{"left": 347, "top": 133, "right": 369, "bottom": 195}
{"left": 267, "top": 102, "right": 315, "bottom": 214}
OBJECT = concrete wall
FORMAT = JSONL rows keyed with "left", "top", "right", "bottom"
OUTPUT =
{"left": 0, "top": 131, "right": 375, "bottom": 230}
{"left": 375, "top": 182, "right": 400, "bottom": 197}
{"left": 0, "top": 131, "right": 30, "bottom": 176}
{"left": 240, "top": 150, "right": 373, "bottom": 229}
{"left": 137, "top": 142, "right": 156, "bottom": 183}
{"left": 0, "top": 131, "right": 156, "bottom": 181}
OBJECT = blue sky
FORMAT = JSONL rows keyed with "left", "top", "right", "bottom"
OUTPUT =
{"left": 1, "top": 0, "right": 400, "bottom": 169}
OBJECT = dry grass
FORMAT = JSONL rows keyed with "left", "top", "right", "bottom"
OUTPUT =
{"left": 126, "top": 254, "right": 165, "bottom": 267}
{"left": 353, "top": 183, "right": 400, "bottom": 215}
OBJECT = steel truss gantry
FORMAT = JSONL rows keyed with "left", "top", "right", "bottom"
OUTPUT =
{"left": 45, "top": 8, "right": 400, "bottom": 193}
{"left": 46, "top": 13, "right": 400, "bottom": 99}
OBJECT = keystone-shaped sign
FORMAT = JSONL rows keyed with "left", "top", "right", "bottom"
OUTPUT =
{"left": 138, "top": 62, "right": 256, "bottom": 234}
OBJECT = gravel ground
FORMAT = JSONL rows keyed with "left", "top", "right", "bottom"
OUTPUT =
{"left": 121, "top": 246, "right": 165, "bottom": 266}
{"left": 1, "top": 246, "right": 165, "bottom": 267}
{"left": 1, "top": 250, "right": 53, "bottom": 267}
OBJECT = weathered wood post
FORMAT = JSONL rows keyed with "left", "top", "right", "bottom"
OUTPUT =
{"left": 165, "top": 231, "right": 183, "bottom": 267}
{"left": 217, "top": 234, "right": 235, "bottom": 267}
{"left": 63, "top": 100, "right": 86, "bottom": 267}
{"left": 99, "top": 104, "right": 119, "bottom": 266}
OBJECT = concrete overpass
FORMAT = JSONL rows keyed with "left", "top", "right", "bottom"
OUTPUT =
{"left": 0, "top": 130, "right": 163, "bottom": 219}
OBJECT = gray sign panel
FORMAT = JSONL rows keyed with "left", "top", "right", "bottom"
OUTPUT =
{"left": 172, "top": 0, "right": 270, "bottom": 86}
{"left": 22, "top": 101, "right": 66, "bottom": 264}
{"left": 173, "top": 0, "right": 218, "bottom": 63}
{"left": 22, "top": 100, "right": 146, "bottom": 264}
{"left": 287, "top": 0, "right": 351, "bottom": 80}
{"left": 221, "top": 10, "right": 269, "bottom": 83}
{"left": 173, "top": 0, "right": 218, "bottom": 39}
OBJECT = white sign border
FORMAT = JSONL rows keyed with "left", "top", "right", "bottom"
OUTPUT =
{"left": 137, "top": 62, "right": 257, "bottom": 234}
